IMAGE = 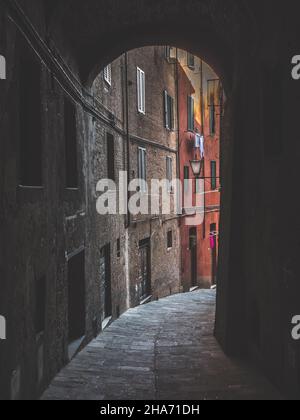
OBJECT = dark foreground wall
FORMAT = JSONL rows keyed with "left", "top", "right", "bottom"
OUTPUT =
{"left": 0, "top": 0, "right": 300, "bottom": 399}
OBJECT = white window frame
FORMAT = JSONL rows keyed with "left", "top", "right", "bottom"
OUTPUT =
{"left": 166, "top": 156, "right": 173, "bottom": 193}
{"left": 137, "top": 67, "right": 146, "bottom": 114}
{"left": 138, "top": 147, "right": 147, "bottom": 192}
{"left": 104, "top": 64, "right": 112, "bottom": 86}
{"left": 164, "top": 90, "right": 174, "bottom": 131}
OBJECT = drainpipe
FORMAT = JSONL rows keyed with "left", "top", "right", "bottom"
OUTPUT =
{"left": 175, "top": 48, "right": 180, "bottom": 193}
{"left": 124, "top": 52, "right": 131, "bottom": 229}
{"left": 200, "top": 60, "right": 206, "bottom": 239}
{"left": 175, "top": 48, "right": 183, "bottom": 292}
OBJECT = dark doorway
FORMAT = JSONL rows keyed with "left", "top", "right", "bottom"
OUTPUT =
{"left": 210, "top": 223, "right": 217, "bottom": 285}
{"left": 138, "top": 238, "right": 151, "bottom": 302}
{"left": 68, "top": 249, "right": 86, "bottom": 345}
{"left": 100, "top": 244, "right": 112, "bottom": 323}
{"left": 189, "top": 228, "right": 198, "bottom": 287}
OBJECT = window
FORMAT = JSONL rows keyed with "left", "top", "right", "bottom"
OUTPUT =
{"left": 184, "top": 166, "right": 190, "bottom": 192}
{"left": 208, "top": 79, "right": 220, "bottom": 136}
{"left": 164, "top": 91, "right": 174, "bottom": 130}
{"left": 107, "top": 133, "right": 115, "bottom": 181}
{"left": 0, "top": 55, "right": 6, "bottom": 79}
{"left": 68, "top": 250, "right": 86, "bottom": 344}
{"left": 138, "top": 147, "right": 147, "bottom": 191}
{"left": 137, "top": 67, "right": 146, "bottom": 114}
{"left": 35, "top": 276, "right": 46, "bottom": 335}
{"left": 166, "top": 157, "right": 173, "bottom": 192}
{"left": 211, "top": 161, "right": 217, "bottom": 190}
{"left": 64, "top": 98, "right": 78, "bottom": 188}
{"left": 117, "top": 239, "right": 121, "bottom": 258}
{"left": 19, "top": 52, "right": 42, "bottom": 186}
{"left": 167, "top": 230, "right": 173, "bottom": 249}
{"left": 209, "top": 104, "right": 216, "bottom": 136}
{"left": 165, "top": 46, "right": 175, "bottom": 61}
{"left": 165, "top": 46, "right": 171, "bottom": 60}
{"left": 187, "top": 96, "right": 195, "bottom": 132}
{"left": 187, "top": 53, "right": 195, "bottom": 69}
{"left": 104, "top": 64, "right": 112, "bottom": 86}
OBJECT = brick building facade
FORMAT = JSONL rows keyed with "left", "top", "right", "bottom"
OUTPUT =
{"left": 177, "top": 51, "right": 222, "bottom": 290}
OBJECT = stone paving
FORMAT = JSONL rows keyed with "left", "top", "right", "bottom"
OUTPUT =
{"left": 42, "top": 290, "right": 282, "bottom": 400}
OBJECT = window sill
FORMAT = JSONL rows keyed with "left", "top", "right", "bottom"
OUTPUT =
{"left": 140, "top": 296, "right": 152, "bottom": 306}
{"left": 18, "top": 185, "right": 44, "bottom": 190}
{"left": 66, "top": 187, "right": 79, "bottom": 191}
{"left": 102, "top": 316, "right": 112, "bottom": 331}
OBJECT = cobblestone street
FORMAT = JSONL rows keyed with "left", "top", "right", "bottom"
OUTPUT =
{"left": 42, "top": 290, "right": 281, "bottom": 400}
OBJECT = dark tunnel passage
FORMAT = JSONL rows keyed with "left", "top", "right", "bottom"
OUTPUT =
{"left": 0, "top": 0, "right": 300, "bottom": 400}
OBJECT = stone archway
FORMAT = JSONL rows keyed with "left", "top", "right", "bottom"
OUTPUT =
{"left": 45, "top": 0, "right": 258, "bottom": 358}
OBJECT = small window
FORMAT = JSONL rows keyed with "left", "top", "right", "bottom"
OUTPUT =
{"left": 187, "top": 96, "right": 195, "bottom": 132}
{"left": 35, "top": 277, "right": 46, "bottom": 335}
{"left": 167, "top": 231, "right": 173, "bottom": 249}
{"left": 164, "top": 91, "right": 174, "bottom": 130}
{"left": 184, "top": 166, "right": 190, "bottom": 192}
{"left": 165, "top": 46, "right": 171, "bottom": 60}
{"left": 19, "top": 52, "right": 42, "bottom": 187}
{"left": 187, "top": 53, "right": 195, "bottom": 69}
{"left": 137, "top": 67, "right": 146, "bottom": 114}
{"left": 166, "top": 157, "right": 173, "bottom": 192}
{"left": 0, "top": 55, "right": 6, "bottom": 79}
{"left": 107, "top": 133, "right": 115, "bottom": 181}
{"left": 211, "top": 161, "right": 217, "bottom": 190}
{"left": 64, "top": 98, "right": 78, "bottom": 189}
{"left": 138, "top": 147, "right": 147, "bottom": 191}
{"left": 209, "top": 104, "right": 216, "bottom": 136}
{"left": 104, "top": 64, "right": 112, "bottom": 86}
{"left": 165, "top": 46, "right": 175, "bottom": 61}
{"left": 117, "top": 239, "right": 121, "bottom": 258}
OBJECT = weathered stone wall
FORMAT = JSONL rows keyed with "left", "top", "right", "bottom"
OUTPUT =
{"left": 1, "top": 0, "right": 300, "bottom": 401}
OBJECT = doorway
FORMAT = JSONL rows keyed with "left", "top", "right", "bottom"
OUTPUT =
{"left": 68, "top": 249, "right": 86, "bottom": 356}
{"left": 138, "top": 238, "right": 151, "bottom": 303}
{"left": 100, "top": 244, "right": 112, "bottom": 327}
{"left": 210, "top": 223, "right": 217, "bottom": 285}
{"left": 189, "top": 228, "right": 198, "bottom": 288}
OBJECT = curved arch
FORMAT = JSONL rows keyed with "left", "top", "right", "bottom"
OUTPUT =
{"left": 48, "top": 0, "right": 256, "bottom": 90}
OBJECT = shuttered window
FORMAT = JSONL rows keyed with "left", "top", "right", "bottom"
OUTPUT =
{"left": 184, "top": 166, "right": 190, "bottom": 192}
{"left": 167, "top": 231, "right": 173, "bottom": 249}
{"left": 209, "top": 104, "right": 216, "bottom": 135}
{"left": 138, "top": 147, "right": 147, "bottom": 191}
{"left": 188, "top": 96, "right": 195, "bottom": 132}
{"left": 187, "top": 53, "right": 195, "bottom": 69}
{"left": 104, "top": 64, "right": 112, "bottom": 86}
{"left": 137, "top": 67, "right": 146, "bottom": 114}
{"left": 107, "top": 133, "right": 115, "bottom": 181}
{"left": 164, "top": 91, "right": 174, "bottom": 130}
{"left": 166, "top": 157, "right": 173, "bottom": 192}
{"left": 211, "top": 161, "right": 217, "bottom": 190}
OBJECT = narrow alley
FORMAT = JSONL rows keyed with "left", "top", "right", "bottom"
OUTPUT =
{"left": 42, "top": 291, "right": 281, "bottom": 401}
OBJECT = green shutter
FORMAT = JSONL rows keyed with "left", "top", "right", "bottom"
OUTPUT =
{"left": 188, "top": 96, "right": 194, "bottom": 131}
{"left": 184, "top": 166, "right": 190, "bottom": 192}
{"left": 211, "top": 161, "right": 217, "bottom": 190}
{"left": 164, "top": 90, "right": 168, "bottom": 128}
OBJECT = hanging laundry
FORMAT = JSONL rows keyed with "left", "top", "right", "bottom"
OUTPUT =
{"left": 200, "top": 135, "right": 205, "bottom": 158}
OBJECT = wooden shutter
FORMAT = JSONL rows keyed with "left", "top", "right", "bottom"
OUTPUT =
{"left": 137, "top": 67, "right": 145, "bottom": 114}
{"left": 188, "top": 96, "right": 194, "bottom": 131}
{"left": 211, "top": 161, "right": 217, "bottom": 190}
{"left": 164, "top": 90, "right": 169, "bottom": 128}
{"left": 104, "top": 64, "right": 112, "bottom": 86}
